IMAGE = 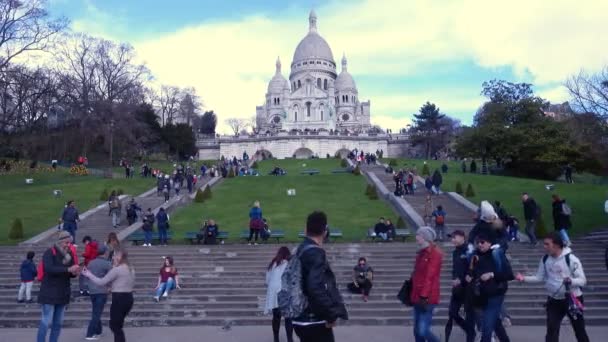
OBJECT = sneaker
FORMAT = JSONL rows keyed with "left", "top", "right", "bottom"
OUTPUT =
{"left": 248, "top": 242, "right": 252, "bottom": 246}
{"left": 162, "top": 291, "right": 168, "bottom": 297}
{"left": 17, "top": 299, "right": 24, "bottom": 303}
{"left": 154, "top": 296, "right": 160, "bottom": 302}
{"left": 254, "top": 243, "right": 258, "bottom": 246}
{"left": 85, "top": 336, "right": 99, "bottom": 340}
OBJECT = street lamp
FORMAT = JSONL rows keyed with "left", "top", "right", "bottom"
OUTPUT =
{"left": 109, "top": 119, "right": 115, "bottom": 167}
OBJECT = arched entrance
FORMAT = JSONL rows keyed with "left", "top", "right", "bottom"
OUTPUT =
{"left": 335, "top": 148, "right": 351, "bottom": 158}
{"left": 293, "top": 147, "right": 314, "bottom": 159}
{"left": 255, "top": 149, "right": 273, "bottom": 160}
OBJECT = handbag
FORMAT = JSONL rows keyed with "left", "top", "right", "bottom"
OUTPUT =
{"left": 397, "top": 279, "right": 413, "bottom": 306}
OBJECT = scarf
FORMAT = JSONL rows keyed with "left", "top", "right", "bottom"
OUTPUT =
{"left": 54, "top": 243, "right": 72, "bottom": 265}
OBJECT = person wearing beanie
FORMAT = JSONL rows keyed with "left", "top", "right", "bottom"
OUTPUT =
{"left": 84, "top": 245, "right": 112, "bottom": 340}
{"left": 409, "top": 226, "right": 443, "bottom": 342}
{"left": 37, "top": 230, "right": 80, "bottom": 342}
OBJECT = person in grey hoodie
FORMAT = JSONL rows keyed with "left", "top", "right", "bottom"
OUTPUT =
{"left": 84, "top": 245, "right": 112, "bottom": 340}
{"left": 516, "top": 232, "right": 589, "bottom": 342}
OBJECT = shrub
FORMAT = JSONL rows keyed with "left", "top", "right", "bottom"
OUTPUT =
{"left": 367, "top": 185, "right": 378, "bottom": 200}
{"left": 340, "top": 159, "right": 348, "bottom": 168}
{"left": 465, "top": 183, "right": 475, "bottom": 197}
{"left": 326, "top": 153, "right": 331, "bottom": 159}
{"left": 388, "top": 159, "right": 398, "bottom": 167}
{"left": 251, "top": 161, "right": 259, "bottom": 169}
{"left": 194, "top": 189, "right": 205, "bottom": 203}
{"left": 441, "top": 163, "right": 448, "bottom": 173}
{"left": 227, "top": 168, "right": 235, "bottom": 178}
{"left": 353, "top": 164, "right": 361, "bottom": 175}
{"left": 115, "top": 188, "right": 124, "bottom": 196}
{"left": 9, "top": 218, "right": 24, "bottom": 240}
{"left": 202, "top": 185, "right": 212, "bottom": 200}
{"left": 421, "top": 163, "right": 430, "bottom": 176}
{"left": 470, "top": 160, "right": 477, "bottom": 173}
{"left": 455, "top": 181, "right": 464, "bottom": 195}
{"left": 396, "top": 216, "right": 406, "bottom": 228}
{"left": 99, "top": 189, "right": 109, "bottom": 201}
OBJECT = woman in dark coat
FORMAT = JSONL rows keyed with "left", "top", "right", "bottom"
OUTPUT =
{"left": 551, "top": 194, "right": 572, "bottom": 246}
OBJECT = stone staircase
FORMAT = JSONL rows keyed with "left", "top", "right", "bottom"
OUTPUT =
{"left": 1, "top": 239, "right": 607, "bottom": 328}
{"left": 362, "top": 164, "right": 475, "bottom": 231}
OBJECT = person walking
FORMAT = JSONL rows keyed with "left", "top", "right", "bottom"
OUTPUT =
{"left": 467, "top": 234, "right": 514, "bottom": 342}
{"left": 248, "top": 201, "right": 263, "bottom": 245}
{"left": 431, "top": 205, "right": 447, "bottom": 241}
{"left": 551, "top": 194, "right": 572, "bottom": 247}
{"left": 105, "top": 232, "right": 120, "bottom": 261}
{"left": 37, "top": 231, "right": 80, "bottom": 342}
{"left": 80, "top": 236, "right": 98, "bottom": 296}
{"left": 60, "top": 200, "right": 79, "bottom": 244}
{"left": 108, "top": 191, "right": 122, "bottom": 229}
{"left": 444, "top": 230, "right": 474, "bottom": 342}
{"left": 82, "top": 249, "right": 135, "bottom": 342}
{"left": 154, "top": 256, "right": 181, "bottom": 302}
{"left": 432, "top": 169, "right": 443, "bottom": 194}
{"left": 522, "top": 192, "right": 539, "bottom": 246}
{"left": 156, "top": 207, "right": 170, "bottom": 246}
{"left": 410, "top": 226, "right": 443, "bottom": 342}
{"left": 292, "top": 211, "right": 348, "bottom": 342}
{"left": 516, "top": 232, "right": 589, "bottom": 342}
{"left": 265, "top": 247, "right": 294, "bottom": 342}
{"left": 142, "top": 208, "right": 155, "bottom": 247}
{"left": 17, "top": 251, "right": 37, "bottom": 303}
{"left": 347, "top": 257, "right": 374, "bottom": 302}
{"left": 125, "top": 198, "right": 141, "bottom": 226}
{"left": 84, "top": 245, "right": 112, "bottom": 340}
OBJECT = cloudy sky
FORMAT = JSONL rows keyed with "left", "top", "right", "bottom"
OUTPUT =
{"left": 47, "top": 0, "right": 608, "bottom": 133}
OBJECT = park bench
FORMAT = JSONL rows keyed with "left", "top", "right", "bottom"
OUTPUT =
{"left": 127, "top": 231, "right": 173, "bottom": 245}
{"left": 300, "top": 169, "right": 320, "bottom": 175}
{"left": 239, "top": 229, "right": 286, "bottom": 243}
{"left": 367, "top": 228, "right": 411, "bottom": 242}
{"left": 298, "top": 228, "right": 343, "bottom": 242}
{"left": 331, "top": 168, "right": 351, "bottom": 174}
{"left": 184, "top": 231, "right": 229, "bottom": 244}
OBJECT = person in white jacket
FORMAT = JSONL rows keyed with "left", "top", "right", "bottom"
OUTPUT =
{"left": 264, "top": 246, "right": 293, "bottom": 342}
{"left": 515, "top": 232, "right": 589, "bottom": 342}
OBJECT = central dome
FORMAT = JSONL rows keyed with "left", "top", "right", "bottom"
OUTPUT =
{"left": 292, "top": 11, "right": 335, "bottom": 64}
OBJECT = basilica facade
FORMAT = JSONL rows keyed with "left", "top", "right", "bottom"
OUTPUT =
{"left": 255, "top": 11, "right": 371, "bottom": 133}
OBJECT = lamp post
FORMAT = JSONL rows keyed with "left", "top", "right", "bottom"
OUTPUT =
{"left": 109, "top": 118, "right": 115, "bottom": 167}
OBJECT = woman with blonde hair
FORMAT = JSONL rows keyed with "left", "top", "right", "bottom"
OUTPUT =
{"left": 82, "top": 249, "right": 135, "bottom": 342}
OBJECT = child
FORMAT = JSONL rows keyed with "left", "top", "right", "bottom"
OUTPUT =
{"left": 432, "top": 205, "right": 447, "bottom": 241}
{"left": 18, "top": 251, "right": 37, "bottom": 303}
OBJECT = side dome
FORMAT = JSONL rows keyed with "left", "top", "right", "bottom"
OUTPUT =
{"left": 292, "top": 10, "right": 335, "bottom": 64}
{"left": 335, "top": 54, "right": 357, "bottom": 91}
{"left": 267, "top": 57, "right": 289, "bottom": 93}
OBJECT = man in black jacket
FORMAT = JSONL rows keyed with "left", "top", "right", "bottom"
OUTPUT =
{"left": 522, "top": 193, "right": 538, "bottom": 245}
{"left": 37, "top": 231, "right": 79, "bottom": 342}
{"left": 293, "top": 211, "right": 348, "bottom": 342}
{"left": 445, "top": 230, "right": 475, "bottom": 342}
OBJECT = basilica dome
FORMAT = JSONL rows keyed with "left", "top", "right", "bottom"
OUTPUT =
{"left": 292, "top": 11, "right": 335, "bottom": 64}
{"left": 335, "top": 54, "right": 357, "bottom": 91}
{"left": 267, "top": 58, "right": 289, "bottom": 93}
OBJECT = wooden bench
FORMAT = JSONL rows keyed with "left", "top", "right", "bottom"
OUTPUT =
{"left": 331, "top": 168, "right": 351, "bottom": 173}
{"left": 367, "top": 228, "right": 411, "bottom": 242}
{"left": 300, "top": 169, "right": 320, "bottom": 175}
{"left": 239, "top": 229, "right": 286, "bottom": 243}
{"left": 298, "top": 229, "right": 343, "bottom": 242}
{"left": 127, "top": 231, "right": 173, "bottom": 245}
{"left": 184, "top": 231, "right": 229, "bottom": 244}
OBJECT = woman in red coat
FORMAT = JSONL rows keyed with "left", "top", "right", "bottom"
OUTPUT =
{"left": 410, "top": 226, "right": 443, "bottom": 342}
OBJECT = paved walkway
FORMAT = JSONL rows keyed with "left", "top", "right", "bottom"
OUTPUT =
{"left": 2, "top": 325, "right": 604, "bottom": 342}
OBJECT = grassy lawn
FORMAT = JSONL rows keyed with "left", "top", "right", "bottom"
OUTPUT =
{"left": 383, "top": 158, "right": 608, "bottom": 235}
{"left": 0, "top": 170, "right": 156, "bottom": 244}
{"left": 169, "top": 158, "right": 398, "bottom": 243}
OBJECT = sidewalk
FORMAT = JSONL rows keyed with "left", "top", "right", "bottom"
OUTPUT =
{"left": 2, "top": 325, "right": 603, "bottom": 342}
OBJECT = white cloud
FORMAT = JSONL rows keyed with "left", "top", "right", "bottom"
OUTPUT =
{"left": 68, "top": 0, "right": 608, "bottom": 133}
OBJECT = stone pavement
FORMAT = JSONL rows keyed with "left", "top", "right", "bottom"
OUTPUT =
{"left": 1, "top": 325, "right": 605, "bottom": 342}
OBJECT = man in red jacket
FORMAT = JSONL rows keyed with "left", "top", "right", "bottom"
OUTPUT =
{"left": 411, "top": 226, "right": 443, "bottom": 342}
{"left": 79, "top": 236, "right": 98, "bottom": 296}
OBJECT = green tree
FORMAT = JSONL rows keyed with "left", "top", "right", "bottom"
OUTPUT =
{"left": 162, "top": 123, "right": 197, "bottom": 160}
{"left": 455, "top": 181, "right": 464, "bottom": 194}
{"left": 465, "top": 183, "right": 475, "bottom": 197}
{"left": 9, "top": 218, "right": 24, "bottom": 240}
{"left": 421, "top": 163, "right": 430, "bottom": 176}
{"left": 199, "top": 110, "right": 218, "bottom": 134}
{"left": 411, "top": 102, "right": 446, "bottom": 159}
{"left": 202, "top": 185, "right": 212, "bottom": 199}
{"left": 194, "top": 188, "right": 205, "bottom": 203}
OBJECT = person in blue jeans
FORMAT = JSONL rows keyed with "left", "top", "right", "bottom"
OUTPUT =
{"left": 467, "top": 234, "right": 514, "bottom": 342}
{"left": 60, "top": 200, "right": 79, "bottom": 244}
{"left": 84, "top": 245, "right": 111, "bottom": 340}
{"left": 37, "top": 231, "right": 79, "bottom": 342}
{"left": 142, "top": 208, "right": 155, "bottom": 247}
{"left": 154, "top": 256, "right": 181, "bottom": 302}
{"left": 156, "top": 207, "right": 170, "bottom": 246}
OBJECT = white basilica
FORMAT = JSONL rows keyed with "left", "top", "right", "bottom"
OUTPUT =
{"left": 256, "top": 11, "right": 371, "bottom": 133}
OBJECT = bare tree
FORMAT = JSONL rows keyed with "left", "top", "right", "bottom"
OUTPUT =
{"left": 177, "top": 87, "right": 202, "bottom": 126}
{"left": 248, "top": 115, "right": 260, "bottom": 134}
{"left": 225, "top": 118, "right": 247, "bottom": 136}
{"left": 565, "top": 67, "right": 608, "bottom": 117}
{"left": 0, "top": 0, "right": 68, "bottom": 70}
{"left": 155, "top": 85, "right": 182, "bottom": 126}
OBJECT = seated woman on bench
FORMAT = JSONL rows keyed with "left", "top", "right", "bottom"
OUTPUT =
{"left": 197, "top": 219, "right": 220, "bottom": 244}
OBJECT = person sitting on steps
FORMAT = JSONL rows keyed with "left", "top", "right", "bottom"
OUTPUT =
{"left": 347, "top": 257, "right": 373, "bottom": 302}
{"left": 154, "top": 256, "right": 181, "bottom": 302}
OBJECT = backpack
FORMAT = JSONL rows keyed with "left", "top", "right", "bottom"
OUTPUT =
{"left": 435, "top": 214, "right": 445, "bottom": 225}
{"left": 126, "top": 205, "right": 136, "bottom": 218}
{"left": 110, "top": 197, "right": 120, "bottom": 209}
{"left": 277, "top": 244, "right": 320, "bottom": 319}
{"left": 543, "top": 253, "right": 578, "bottom": 288}
{"left": 562, "top": 203, "right": 572, "bottom": 216}
{"left": 36, "top": 246, "right": 78, "bottom": 282}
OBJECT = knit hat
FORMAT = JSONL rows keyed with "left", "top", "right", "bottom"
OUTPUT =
{"left": 416, "top": 226, "right": 436, "bottom": 243}
{"left": 57, "top": 231, "right": 72, "bottom": 242}
{"left": 480, "top": 201, "right": 497, "bottom": 222}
